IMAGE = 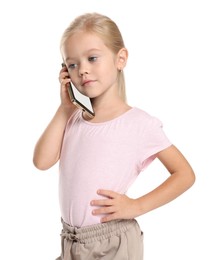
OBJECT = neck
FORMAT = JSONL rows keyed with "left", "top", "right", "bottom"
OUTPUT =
{"left": 84, "top": 97, "right": 130, "bottom": 123}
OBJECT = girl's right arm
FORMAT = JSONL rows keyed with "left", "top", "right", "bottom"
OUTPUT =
{"left": 33, "top": 66, "right": 77, "bottom": 170}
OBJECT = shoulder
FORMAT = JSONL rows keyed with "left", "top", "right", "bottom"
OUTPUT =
{"left": 131, "top": 107, "right": 163, "bottom": 128}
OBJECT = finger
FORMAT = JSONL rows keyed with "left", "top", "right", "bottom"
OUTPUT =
{"left": 59, "top": 72, "right": 70, "bottom": 83}
{"left": 91, "top": 199, "right": 113, "bottom": 206}
{"left": 97, "top": 189, "right": 119, "bottom": 199}
{"left": 61, "top": 63, "right": 68, "bottom": 71}
{"left": 60, "top": 78, "right": 71, "bottom": 87}
{"left": 101, "top": 213, "right": 118, "bottom": 223}
{"left": 92, "top": 206, "right": 115, "bottom": 215}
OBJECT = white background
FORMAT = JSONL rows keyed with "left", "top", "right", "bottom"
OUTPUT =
{"left": 0, "top": 0, "right": 220, "bottom": 259}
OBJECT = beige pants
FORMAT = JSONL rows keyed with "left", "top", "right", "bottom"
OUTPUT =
{"left": 56, "top": 219, "right": 143, "bottom": 260}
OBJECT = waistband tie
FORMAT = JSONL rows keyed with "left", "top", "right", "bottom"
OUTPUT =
{"left": 61, "top": 230, "right": 80, "bottom": 243}
{"left": 60, "top": 229, "right": 81, "bottom": 260}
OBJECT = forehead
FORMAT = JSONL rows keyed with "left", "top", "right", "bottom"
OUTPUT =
{"left": 62, "top": 31, "right": 108, "bottom": 55}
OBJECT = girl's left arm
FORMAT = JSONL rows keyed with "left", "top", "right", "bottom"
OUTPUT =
{"left": 91, "top": 145, "right": 196, "bottom": 222}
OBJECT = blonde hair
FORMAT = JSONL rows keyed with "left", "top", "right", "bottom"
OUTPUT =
{"left": 60, "top": 12, "right": 127, "bottom": 102}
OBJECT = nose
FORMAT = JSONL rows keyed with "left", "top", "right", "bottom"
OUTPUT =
{"left": 78, "top": 63, "right": 89, "bottom": 76}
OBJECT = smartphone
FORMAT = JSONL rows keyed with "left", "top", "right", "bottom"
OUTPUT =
{"left": 62, "top": 64, "right": 95, "bottom": 118}
{"left": 67, "top": 81, "right": 95, "bottom": 118}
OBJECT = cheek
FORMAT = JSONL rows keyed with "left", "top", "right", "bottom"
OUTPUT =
{"left": 103, "top": 71, "right": 118, "bottom": 87}
{"left": 99, "top": 62, "right": 118, "bottom": 78}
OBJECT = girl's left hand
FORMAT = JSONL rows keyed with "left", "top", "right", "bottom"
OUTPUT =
{"left": 91, "top": 189, "right": 139, "bottom": 222}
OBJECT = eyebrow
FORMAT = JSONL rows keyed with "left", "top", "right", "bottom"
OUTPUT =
{"left": 65, "top": 48, "right": 102, "bottom": 62}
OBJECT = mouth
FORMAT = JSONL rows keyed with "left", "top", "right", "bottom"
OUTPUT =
{"left": 81, "top": 79, "right": 95, "bottom": 86}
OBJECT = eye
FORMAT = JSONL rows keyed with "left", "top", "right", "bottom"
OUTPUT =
{"left": 88, "top": 56, "right": 97, "bottom": 62}
{"left": 68, "top": 63, "right": 78, "bottom": 69}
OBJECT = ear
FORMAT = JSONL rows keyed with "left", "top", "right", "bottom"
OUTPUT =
{"left": 116, "top": 48, "right": 128, "bottom": 71}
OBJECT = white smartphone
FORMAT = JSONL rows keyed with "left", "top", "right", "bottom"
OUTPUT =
{"left": 62, "top": 63, "right": 95, "bottom": 118}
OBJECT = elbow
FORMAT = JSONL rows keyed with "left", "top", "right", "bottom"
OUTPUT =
{"left": 173, "top": 167, "right": 196, "bottom": 193}
{"left": 33, "top": 156, "right": 57, "bottom": 171}
{"left": 185, "top": 168, "right": 196, "bottom": 190}
{"left": 33, "top": 149, "right": 59, "bottom": 171}
{"left": 33, "top": 158, "right": 50, "bottom": 171}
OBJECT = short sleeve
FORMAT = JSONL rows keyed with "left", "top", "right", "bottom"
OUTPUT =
{"left": 138, "top": 116, "right": 172, "bottom": 171}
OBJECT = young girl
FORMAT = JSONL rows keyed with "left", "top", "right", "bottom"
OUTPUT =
{"left": 33, "top": 12, "right": 195, "bottom": 260}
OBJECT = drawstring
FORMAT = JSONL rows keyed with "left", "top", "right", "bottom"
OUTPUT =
{"left": 61, "top": 230, "right": 80, "bottom": 242}
{"left": 60, "top": 229, "right": 81, "bottom": 260}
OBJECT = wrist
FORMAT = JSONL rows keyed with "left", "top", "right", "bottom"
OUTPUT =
{"left": 133, "top": 198, "right": 145, "bottom": 218}
{"left": 58, "top": 104, "right": 76, "bottom": 119}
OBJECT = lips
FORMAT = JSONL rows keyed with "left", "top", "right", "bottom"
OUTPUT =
{"left": 81, "top": 79, "right": 95, "bottom": 86}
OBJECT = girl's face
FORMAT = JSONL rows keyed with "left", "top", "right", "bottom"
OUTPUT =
{"left": 61, "top": 31, "right": 120, "bottom": 100}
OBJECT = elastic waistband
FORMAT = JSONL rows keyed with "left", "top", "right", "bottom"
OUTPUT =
{"left": 61, "top": 218, "right": 138, "bottom": 244}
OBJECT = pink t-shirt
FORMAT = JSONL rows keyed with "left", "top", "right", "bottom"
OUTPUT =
{"left": 59, "top": 107, "right": 172, "bottom": 227}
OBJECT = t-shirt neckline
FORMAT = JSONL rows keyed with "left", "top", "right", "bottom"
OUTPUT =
{"left": 80, "top": 107, "right": 136, "bottom": 126}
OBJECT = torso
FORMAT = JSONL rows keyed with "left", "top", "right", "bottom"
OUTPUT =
{"left": 59, "top": 107, "right": 171, "bottom": 227}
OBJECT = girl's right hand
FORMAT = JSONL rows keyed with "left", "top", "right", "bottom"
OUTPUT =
{"left": 58, "top": 65, "right": 73, "bottom": 108}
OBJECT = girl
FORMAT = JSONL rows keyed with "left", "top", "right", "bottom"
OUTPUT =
{"left": 33, "top": 12, "right": 195, "bottom": 260}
